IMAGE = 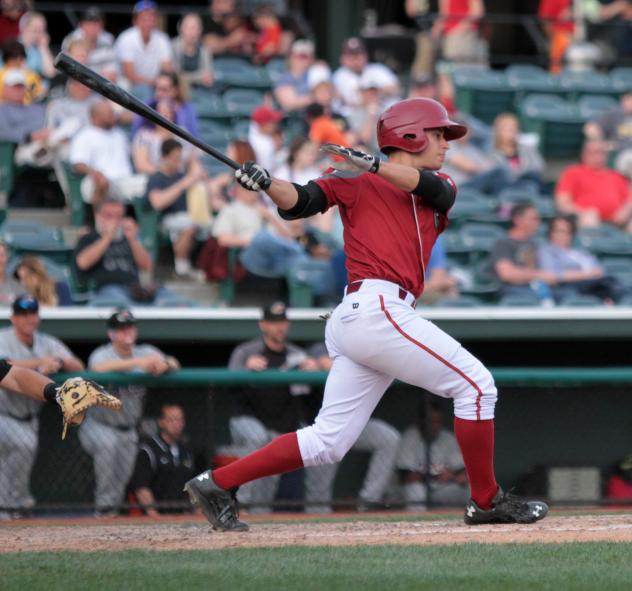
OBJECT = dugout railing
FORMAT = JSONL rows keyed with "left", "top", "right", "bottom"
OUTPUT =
{"left": 1, "top": 367, "right": 632, "bottom": 518}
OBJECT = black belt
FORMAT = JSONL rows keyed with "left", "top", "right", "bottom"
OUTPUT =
{"left": 346, "top": 280, "right": 417, "bottom": 308}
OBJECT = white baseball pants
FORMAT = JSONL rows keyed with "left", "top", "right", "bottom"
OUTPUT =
{"left": 297, "top": 279, "right": 498, "bottom": 468}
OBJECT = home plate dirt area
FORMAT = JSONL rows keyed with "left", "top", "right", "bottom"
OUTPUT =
{"left": 1, "top": 512, "right": 632, "bottom": 552}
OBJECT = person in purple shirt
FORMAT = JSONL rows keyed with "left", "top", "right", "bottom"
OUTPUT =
{"left": 131, "top": 70, "right": 199, "bottom": 138}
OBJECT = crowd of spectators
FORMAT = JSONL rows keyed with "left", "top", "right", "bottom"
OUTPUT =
{"left": 0, "top": 0, "right": 631, "bottom": 309}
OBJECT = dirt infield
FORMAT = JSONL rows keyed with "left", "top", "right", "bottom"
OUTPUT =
{"left": 1, "top": 512, "right": 632, "bottom": 552}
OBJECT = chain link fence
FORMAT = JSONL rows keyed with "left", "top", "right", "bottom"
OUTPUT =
{"left": 2, "top": 370, "right": 632, "bottom": 518}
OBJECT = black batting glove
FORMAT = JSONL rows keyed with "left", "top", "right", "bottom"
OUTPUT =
{"left": 235, "top": 160, "right": 272, "bottom": 191}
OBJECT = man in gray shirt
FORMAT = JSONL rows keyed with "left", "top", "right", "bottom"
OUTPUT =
{"left": 79, "top": 308, "right": 180, "bottom": 515}
{"left": 0, "top": 68, "right": 48, "bottom": 145}
{"left": 0, "top": 295, "right": 84, "bottom": 517}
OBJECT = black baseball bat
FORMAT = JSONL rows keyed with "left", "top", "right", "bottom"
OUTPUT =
{"left": 54, "top": 52, "right": 239, "bottom": 170}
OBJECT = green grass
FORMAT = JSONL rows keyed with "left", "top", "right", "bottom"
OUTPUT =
{"left": 2, "top": 543, "right": 632, "bottom": 591}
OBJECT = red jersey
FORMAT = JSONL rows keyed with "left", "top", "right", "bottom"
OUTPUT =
{"left": 315, "top": 171, "right": 449, "bottom": 298}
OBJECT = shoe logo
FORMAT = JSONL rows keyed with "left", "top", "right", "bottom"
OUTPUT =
{"left": 197, "top": 472, "right": 210, "bottom": 481}
{"left": 533, "top": 504, "right": 543, "bottom": 517}
{"left": 466, "top": 505, "right": 476, "bottom": 517}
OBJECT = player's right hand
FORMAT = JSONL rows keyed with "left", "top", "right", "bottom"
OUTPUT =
{"left": 235, "top": 161, "right": 272, "bottom": 192}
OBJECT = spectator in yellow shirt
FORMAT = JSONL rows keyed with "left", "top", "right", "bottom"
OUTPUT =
{"left": 0, "top": 38, "right": 44, "bottom": 104}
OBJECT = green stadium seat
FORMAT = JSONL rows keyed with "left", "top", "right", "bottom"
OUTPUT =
{"left": 453, "top": 68, "right": 515, "bottom": 123}
{"left": 519, "top": 94, "right": 584, "bottom": 157}
{"left": 497, "top": 185, "right": 539, "bottom": 203}
{"left": 435, "top": 294, "right": 483, "bottom": 307}
{"left": 460, "top": 223, "right": 506, "bottom": 251}
{"left": 559, "top": 70, "right": 617, "bottom": 100}
{"left": 609, "top": 67, "right": 632, "bottom": 94}
{"left": 576, "top": 227, "right": 632, "bottom": 256}
{"left": 201, "top": 153, "right": 230, "bottom": 178}
{"left": 190, "top": 89, "right": 229, "bottom": 119}
{"left": 222, "top": 88, "right": 267, "bottom": 117}
{"left": 131, "top": 197, "right": 168, "bottom": 263}
{"left": 280, "top": 113, "right": 308, "bottom": 145}
{"left": 58, "top": 161, "right": 89, "bottom": 227}
{"left": 266, "top": 57, "right": 287, "bottom": 84}
{"left": 11, "top": 242, "right": 74, "bottom": 266}
{"left": 0, "top": 219, "right": 72, "bottom": 265}
{"left": 559, "top": 294, "right": 603, "bottom": 306}
{"left": 600, "top": 256, "right": 632, "bottom": 277}
{"left": 617, "top": 294, "right": 632, "bottom": 306}
{"left": 88, "top": 294, "right": 132, "bottom": 308}
{"left": 213, "top": 57, "right": 272, "bottom": 89}
{"left": 506, "top": 65, "right": 563, "bottom": 102}
{"left": 154, "top": 295, "right": 198, "bottom": 308}
{"left": 0, "top": 142, "right": 15, "bottom": 216}
{"left": 456, "top": 259, "right": 502, "bottom": 302}
{"left": 577, "top": 94, "right": 619, "bottom": 120}
{"left": 449, "top": 192, "right": 496, "bottom": 228}
{"left": 232, "top": 117, "right": 251, "bottom": 140}
{"left": 442, "top": 229, "right": 473, "bottom": 264}
{"left": 198, "top": 118, "right": 233, "bottom": 149}
{"left": 219, "top": 247, "right": 241, "bottom": 305}
{"left": 499, "top": 292, "right": 542, "bottom": 306}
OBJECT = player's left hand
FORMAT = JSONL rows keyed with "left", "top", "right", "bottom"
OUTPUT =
{"left": 321, "top": 144, "right": 380, "bottom": 174}
{"left": 235, "top": 160, "right": 272, "bottom": 192}
{"left": 56, "top": 377, "right": 123, "bottom": 440}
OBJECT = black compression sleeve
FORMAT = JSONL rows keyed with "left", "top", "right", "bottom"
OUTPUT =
{"left": 412, "top": 171, "right": 456, "bottom": 214}
{"left": 0, "top": 359, "right": 11, "bottom": 382}
{"left": 278, "top": 181, "right": 328, "bottom": 220}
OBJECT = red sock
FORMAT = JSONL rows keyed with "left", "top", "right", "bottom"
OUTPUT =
{"left": 212, "top": 432, "right": 304, "bottom": 491}
{"left": 454, "top": 417, "right": 498, "bottom": 509}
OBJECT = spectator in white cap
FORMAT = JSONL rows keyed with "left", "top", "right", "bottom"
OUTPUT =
{"left": 0, "top": 39, "right": 44, "bottom": 104}
{"left": 273, "top": 39, "right": 330, "bottom": 113}
{"left": 331, "top": 36, "right": 399, "bottom": 117}
{"left": 114, "top": 0, "right": 173, "bottom": 102}
{"left": 0, "top": 67, "right": 49, "bottom": 149}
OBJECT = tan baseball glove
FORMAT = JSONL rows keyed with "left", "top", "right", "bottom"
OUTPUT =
{"left": 56, "top": 377, "right": 123, "bottom": 439}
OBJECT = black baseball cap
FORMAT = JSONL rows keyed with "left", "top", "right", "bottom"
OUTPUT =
{"left": 12, "top": 294, "right": 39, "bottom": 314}
{"left": 81, "top": 7, "right": 103, "bottom": 22}
{"left": 107, "top": 308, "right": 137, "bottom": 329}
{"left": 262, "top": 301, "right": 288, "bottom": 322}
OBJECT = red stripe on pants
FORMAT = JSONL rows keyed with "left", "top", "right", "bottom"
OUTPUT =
{"left": 379, "top": 295, "right": 483, "bottom": 419}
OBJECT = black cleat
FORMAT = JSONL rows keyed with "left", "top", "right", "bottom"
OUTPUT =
{"left": 184, "top": 470, "right": 249, "bottom": 532}
{"left": 464, "top": 488, "right": 549, "bottom": 525}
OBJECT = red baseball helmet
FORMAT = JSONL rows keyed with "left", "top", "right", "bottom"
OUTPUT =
{"left": 377, "top": 98, "right": 467, "bottom": 153}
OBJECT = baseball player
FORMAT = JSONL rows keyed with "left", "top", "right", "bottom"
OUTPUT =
{"left": 185, "top": 97, "right": 549, "bottom": 531}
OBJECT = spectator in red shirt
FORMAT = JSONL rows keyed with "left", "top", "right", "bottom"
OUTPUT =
{"left": 538, "top": 0, "right": 574, "bottom": 74}
{"left": 555, "top": 140, "right": 632, "bottom": 230}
